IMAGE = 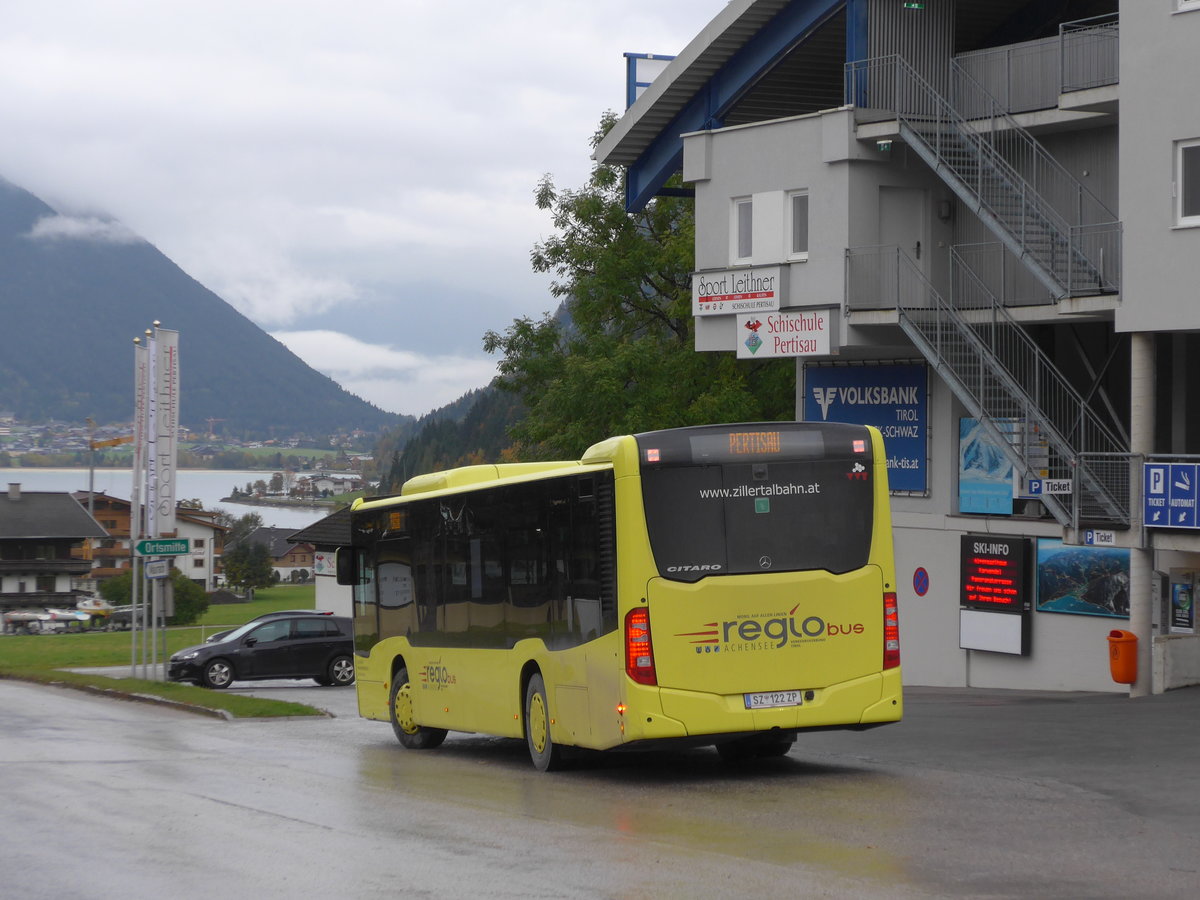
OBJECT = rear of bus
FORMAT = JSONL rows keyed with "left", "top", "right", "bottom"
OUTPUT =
{"left": 617, "top": 422, "right": 901, "bottom": 750}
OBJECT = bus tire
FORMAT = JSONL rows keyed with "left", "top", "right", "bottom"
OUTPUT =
{"left": 390, "top": 668, "right": 447, "bottom": 750}
{"left": 757, "top": 737, "right": 796, "bottom": 758}
{"left": 524, "top": 673, "right": 565, "bottom": 772}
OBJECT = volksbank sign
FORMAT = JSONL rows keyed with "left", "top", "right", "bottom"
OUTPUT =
{"left": 692, "top": 265, "right": 785, "bottom": 316}
{"left": 803, "top": 363, "right": 928, "bottom": 493}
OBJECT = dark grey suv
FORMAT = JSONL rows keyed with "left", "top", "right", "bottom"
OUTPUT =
{"left": 169, "top": 614, "right": 355, "bottom": 689}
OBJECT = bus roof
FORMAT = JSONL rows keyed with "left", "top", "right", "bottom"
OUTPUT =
{"left": 353, "top": 458, "right": 617, "bottom": 513}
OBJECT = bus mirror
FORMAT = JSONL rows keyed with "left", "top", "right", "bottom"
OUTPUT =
{"left": 335, "top": 548, "right": 359, "bottom": 586}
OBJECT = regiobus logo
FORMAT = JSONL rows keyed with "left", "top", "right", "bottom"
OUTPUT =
{"left": 419, "top": 660, "right": 457, "bottom": 689}
{"left": 676, "top": 603, "right": 865, "bottom": 651}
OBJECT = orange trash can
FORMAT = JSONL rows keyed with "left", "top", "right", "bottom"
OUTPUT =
{"left": 1107, "top": 629, "right": 1137, "bottom": 684}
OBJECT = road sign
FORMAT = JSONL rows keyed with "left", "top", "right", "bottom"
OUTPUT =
{"left": 135, "top": 538, "right": 190, "bottom": 556}
{"left": 144, "top": 559, "right": 171, "bottom": 579}
{"left": 1085, "top": 529, "right": 1116, "bottom": 547}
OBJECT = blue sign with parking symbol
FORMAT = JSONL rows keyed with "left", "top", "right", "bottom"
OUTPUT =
{"left": 1146, "top": 463, "right": 1200, "bottom": 529}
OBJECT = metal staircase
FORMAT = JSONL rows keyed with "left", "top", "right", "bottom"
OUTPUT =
{"left": 848, "top": 246, "right": 1129, "bottom": 527}
{"left": 846, "top": 55, "right": 1121, "bottom": 299}
{"left": 842, "top": 54, "right": 1128, "bottom": 525}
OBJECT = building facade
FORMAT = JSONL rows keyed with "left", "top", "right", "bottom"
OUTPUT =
{"left": 1, "top": 483, "right": 105, "bottom": 611}
{"left": 71, "top": 492, "right": 226, "bottom": 591}
{"left": 596, "top": 0, "right": 1200, "bottom": 693}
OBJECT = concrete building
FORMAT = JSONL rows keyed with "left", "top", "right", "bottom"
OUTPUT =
{"left": 596, "top": 0, "right": 1200, "bottom": 693}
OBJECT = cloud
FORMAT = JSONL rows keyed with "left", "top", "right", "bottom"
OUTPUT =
{"left": 26, "top": 214, "right": 141, "bottom": 244}
{"left": 0, "top": 0, "right": 728, "bottom": 415}
{"left": 271, "top": 329, "right": 499, "bottom": 417}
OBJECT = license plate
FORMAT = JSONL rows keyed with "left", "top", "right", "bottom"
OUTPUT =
{"left": 743, "top": 690, "right": 803, "bottom": 710}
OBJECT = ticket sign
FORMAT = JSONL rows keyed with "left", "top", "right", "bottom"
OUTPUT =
{"left": 1144, "top": 463, "right": 1200, "bottom": 529}
{"left": 960, "top": 534, "right": 1030, "bottom": 613}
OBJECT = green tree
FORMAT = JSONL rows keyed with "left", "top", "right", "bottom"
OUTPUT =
{"left": 484, "top": 112, "right": 793, "bottom": 459}
{"left": 221, "top": 542, "right": 274, "bottom": 591}
{"left": 98, "top": 569, "right": 209, "bottom": 625}
{"left": 212, "top": 509, "right": 263, "bottom": 548}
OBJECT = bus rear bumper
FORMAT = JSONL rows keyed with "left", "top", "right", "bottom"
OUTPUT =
{"left": 640, "top": 669, "right": 901, "bottom": 739}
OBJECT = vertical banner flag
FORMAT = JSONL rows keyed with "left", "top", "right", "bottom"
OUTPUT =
{"left": 146, "top": 331, "right": 157, "bottom": 534}
{"left": 153, "top": 328, "right": 180, "bottom": 538}
{"left": 131, "top": 340, "right": 150, "bottom": 540}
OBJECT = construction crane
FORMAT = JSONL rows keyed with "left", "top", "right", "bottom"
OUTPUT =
{"left": 85, "top": 418, "right": 134, "bottom": 518}
{"left": 90, "top": 435, "right": 134, "bottom": 450}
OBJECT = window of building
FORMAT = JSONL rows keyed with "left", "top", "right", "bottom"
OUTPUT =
{"left": 1179, "top": 139, "right": 1200, "bottom": 225}
{"left": 788, "top": 190, "right": 810, "bottom": 260}
{"left": 36, "top": 575, "right": 56, "bottom": 594}
{"left": 732, "top": 197, "right": 753, "bottom": 262}
{"left": 193, "top": 558, "right": 205, "bottom": 568}
{"left": 194, "top": 538, "right": 205, "bottom": 549}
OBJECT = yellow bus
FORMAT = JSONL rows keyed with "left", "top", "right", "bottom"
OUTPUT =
{"left": 339, "top": 422, "right": 901, "bottom": 770}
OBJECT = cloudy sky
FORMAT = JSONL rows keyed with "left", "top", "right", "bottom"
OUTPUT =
{"left": 0, "top": 0, "right": 727, "bottom": 417}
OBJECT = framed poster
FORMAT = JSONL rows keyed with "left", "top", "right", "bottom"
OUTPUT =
{"left": 1036, "top": 538, "right": 1130, "bottom": 618}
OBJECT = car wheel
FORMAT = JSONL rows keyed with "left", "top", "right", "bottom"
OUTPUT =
{"left": 201, "top": 658, "right": 234, "bottom": 689}
{"left": 328, "top": 655, "right": 355, "bottom": 687}
{"left": 390, "top": 668, "right": 447, "bottom": 749}
{"left": 524, "top": 673, "right": 565, "bottom": 771}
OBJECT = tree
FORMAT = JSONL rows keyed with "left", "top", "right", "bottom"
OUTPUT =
{"left": 484, "top": 112, "right": 793, "bottom": 459}
{"left": 98, "top": 569, "right": 208, "bottom": 625}
{"left": 212, "top": 509, "right": 263, "bottom": 548}
{"left": 221, "top": 542, "right": 274, "bottom": 591}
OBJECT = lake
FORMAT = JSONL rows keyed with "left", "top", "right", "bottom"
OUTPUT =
{"left": 3, "top": 468, "right": 332, "bottom": 530}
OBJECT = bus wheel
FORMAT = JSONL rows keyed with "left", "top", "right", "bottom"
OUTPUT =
{"left": 390, "top": 668, "right": 447, "bottom": 750}
{"left": 524, "top": 673, "right": 564, "bottom": 772}
{"left": 756, "top": 737, "right": 796, "bottom": 758}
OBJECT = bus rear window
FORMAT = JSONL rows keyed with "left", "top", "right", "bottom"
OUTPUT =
{"left": 640, "top": 457, "right": 875, "bottom": 582}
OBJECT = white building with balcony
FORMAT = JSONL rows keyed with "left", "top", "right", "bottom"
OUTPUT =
{"left": 596, "top": 0, "right": 1200, "bottom": 694}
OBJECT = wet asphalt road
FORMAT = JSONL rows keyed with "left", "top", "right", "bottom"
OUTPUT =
{"left": 3, "top": 675, "right": 1200, "bottom": 899}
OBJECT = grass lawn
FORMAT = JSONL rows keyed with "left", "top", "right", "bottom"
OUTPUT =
{"left": 0, "top": 584, "right": 327, "bottom": 718}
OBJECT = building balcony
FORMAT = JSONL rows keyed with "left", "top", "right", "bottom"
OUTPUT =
{"left": 0, "top": 558, "right": 95, "bottom": 576}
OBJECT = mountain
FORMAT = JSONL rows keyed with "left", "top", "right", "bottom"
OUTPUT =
{"left": 375, "top": 386, "right": 526, "bottom": 490}
{"left": 0, "top": 177, "right": 403, "bottom": 438}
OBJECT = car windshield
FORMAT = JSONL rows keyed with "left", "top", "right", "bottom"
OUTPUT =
{"left": 220, "top": 618, "right": 286, "bottom": 643}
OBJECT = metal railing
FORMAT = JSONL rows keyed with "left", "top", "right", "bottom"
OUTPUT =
{"left": 844, "top": 54, "right": 1121, "bottom": 297}
{"left": 845, "top": 244, "right": 1130, "bottom": 526}
{"left": 1075, "top": 453, "right": 1135, "bottom": 531}
{"left": 951, "top": 14, "right": 1119, "bottom": 113}
{"left": 951, "top": 242, "right": 1053, "bottom": 308}
{"left": 1061, "top": 13, "right": 1120, "bottom": 93}
{"left": 955, "top": 36, "right": 1060, "bottom": 115}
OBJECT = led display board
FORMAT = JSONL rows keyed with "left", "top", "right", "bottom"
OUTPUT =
{"left": 959, "top": 534, "right": 1031, "bottom": 655}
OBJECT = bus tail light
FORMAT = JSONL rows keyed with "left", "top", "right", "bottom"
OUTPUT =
{"left": 883, "top": 591, "right": 900, "bottom": 670}
{"left": 625, "top": 608, "right": 657, "bottom": 685}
